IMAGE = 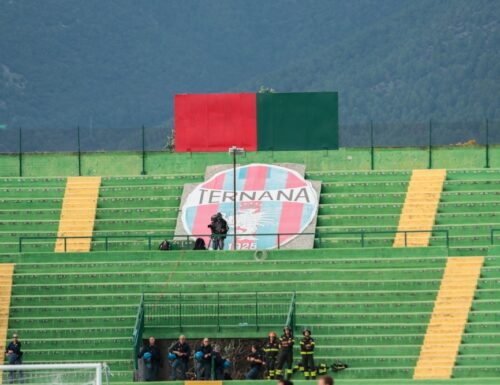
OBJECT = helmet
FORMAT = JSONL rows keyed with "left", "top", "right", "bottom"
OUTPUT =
{"left": 269, "top": 331, "right": 277, "bottom": 338}
{"left": 167, "top": 353, "right": 176, "bottom": 361}
{"left": 303, "top": 327, "right": 311, "bottom": 336}
{"left": 195, "top": 351, "right": 204, "bottom": 361}
{"left": 143, "top": 352, "right": 152, "bottom": 361}
{"left": 283, "top": 326, "right": 292, "bottom": 333}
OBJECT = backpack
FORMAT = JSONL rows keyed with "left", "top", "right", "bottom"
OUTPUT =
{"left": 159, "top": 240, "right": 171, "bottom": 251}
{"left": 215, "top": 218, "right": 229, "bottom": 235}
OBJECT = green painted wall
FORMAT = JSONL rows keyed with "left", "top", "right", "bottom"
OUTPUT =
{"left": 257, "top": 92, "right": 339, "bottom": 150}
{"left": 0, "top": 146, "right": 497, "bottom": 177}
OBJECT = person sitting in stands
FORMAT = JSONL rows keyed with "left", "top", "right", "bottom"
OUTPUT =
{"left": 5, "top": 333, "right": 24, "bottom": 384}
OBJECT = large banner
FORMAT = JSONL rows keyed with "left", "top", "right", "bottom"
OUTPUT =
{"left": 174, "top": 92, "right": 338, "bottom": 152}
{"left": 176, "top": 163, "right": 320, "bottom": 250}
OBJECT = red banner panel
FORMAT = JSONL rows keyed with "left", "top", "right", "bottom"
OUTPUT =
{"left": 175, "top": 93, "right": 257, "bottom": 152}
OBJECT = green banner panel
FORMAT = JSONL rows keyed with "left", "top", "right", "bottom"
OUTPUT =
{"left": 257, "top": 92, "right": 339, "bottom": 150}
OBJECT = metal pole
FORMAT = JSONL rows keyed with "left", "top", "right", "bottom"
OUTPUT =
{"left": 217, "top": 292, "right": 220, "bottom": 332}
{"left": 485, "top": 119, "right": 490, "bottom": 168}
{"left": 428, "top": 120, "right": 432, "bottom": 169}
{"left": 77, "top": 126, "right": 81, "bottom": 176}
{"left": 370, "top": 120, "right": 374, "bottom": 170}
{"left": 141, "top": 125, "right": 146, "bottom": 175}
{"left": 233, "top": 151, "right": 237, "bottom": 250}
{"left": 255, "top": 291, "right": 259, "bottom": 331}
{"left": 18, "top": 127, "right": 23, "bottom": 177}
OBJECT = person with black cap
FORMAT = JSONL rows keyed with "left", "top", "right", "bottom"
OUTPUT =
{"left": 276, "top": 326, "right": 295, "bottom": 380}
{"left": 300, "top": 328, "right": 316, "bottom": 380}
{"left": 263, "top": 331, "right": 280, "bottom": 379}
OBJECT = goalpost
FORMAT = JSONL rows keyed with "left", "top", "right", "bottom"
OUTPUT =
{"left": 0, "top": 363, "right": 106, "bottom": 385}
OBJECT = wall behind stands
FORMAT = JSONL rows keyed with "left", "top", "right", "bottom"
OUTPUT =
{"left": 174, "top": 92, "right": 339, "bottom": 152}
{"left": 0, "top": 146, "right": 498, "bottom": 177}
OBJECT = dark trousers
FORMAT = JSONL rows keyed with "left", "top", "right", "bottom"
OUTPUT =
{"left": 144, "top": 363, "right": 159, "bottom": 382}
{"left": 7, "top": 354, "right": 24, "bottom": 384}
{"left": 196, "top": 361, "right": 211, "bottom": 380}
{"left": 170, "top": 359, "right": 187, "bottom": 380}
{"left": 302, "top": 354, "right": 316, "bottom": 378}
{"left": 265, "top": 355, "right": 277, "bottom": 379}
{"left": 276, "top": 349, "right": 293, "bottom": 379}
{"left": 245, "top": 366, "right": 262, "bottom": 380}
{"left": 211, "top": 236, "right": 225, "bottom": 250}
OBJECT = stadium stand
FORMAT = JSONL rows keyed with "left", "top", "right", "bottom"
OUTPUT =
{"left": 1, "top": 166, "right": 499, "bottom": 384}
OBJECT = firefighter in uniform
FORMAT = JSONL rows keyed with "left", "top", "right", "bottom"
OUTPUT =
{"left": 300, "top": 328, "right": 316, "bottom": 380}
{"left": 263, "top": 331, "right": 280, "bottom": 379}
{"left": 276, "top": 326, "right": 295, "bottom": 379}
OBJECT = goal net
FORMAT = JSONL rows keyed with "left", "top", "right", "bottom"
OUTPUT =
{"left": 0, "top": 363, "right": 107, "bottom": 385}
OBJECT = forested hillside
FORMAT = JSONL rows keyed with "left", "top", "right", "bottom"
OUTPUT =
{"left": 0, "top": 0, "right": 498, "bottom": 145}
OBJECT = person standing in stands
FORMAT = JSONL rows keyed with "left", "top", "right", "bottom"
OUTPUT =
{"left": 300, "top": 328, "right": 316, "bottom": 380}
{"left": 276, "top": 327, "right": 295, "bottom": 380}
{"left": 211, "top": 345, "right": 226, "bottom": 380}
{"left": 208, "top": 212, "right": 229, "bottom": 250}
{"left": 5, "top": 333, "right": 24, "bottom": 384}
{"left": 195, "top": 337, "right": 213, "bottom": 380}
{"left": 245, "top": 344, "right": 265, "bottom": 379}
{"left": 138, "top": 336, "right": 163, "bottom": 382}
{"left": 263, "top": 331, "right": 280, "bottom": 379}
{"left": 168, "top": 335, "right": 191, "bottom": 380}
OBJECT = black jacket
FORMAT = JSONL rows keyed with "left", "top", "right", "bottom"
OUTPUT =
{"left": 300, "top": 336, "right": 315, "bottom": 354}
{"left": 138, "top": 344, "right": 163, "bottom": 367}
{"left": 212, "top": 351, "right": 225, "bottom": 369}
{"left": 169, "top": 341, "right": 191, "bottom": 362}
{"left": 279, "top": 334, "right": 295, "bottom": 351}
{"left": 196, "top": 344, "right": 213, "bottom": 363}
{"left": 6, "top": 342, "right": 22, "bottom": 357}
{"left": 263, "top": 339, "right": 280, "bottom": 358}
{"left": 247, "top": 350, "right": 265, "bottom": 368}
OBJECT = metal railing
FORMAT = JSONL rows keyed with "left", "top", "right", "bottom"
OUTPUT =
{"left": 17, "top": 229, "right": 450, "bottom": 252}
{"left": 132, "top": 294, "right": 145, "bottom": 371}
{"left": 143, "top": 291, "right": 293, "bottom": 333}
{"left": 490, "top": 229, "right": 500, "bottom": 245}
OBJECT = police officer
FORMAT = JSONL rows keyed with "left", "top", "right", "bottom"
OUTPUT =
{"left": 138, "top": 336, "right": 163, "bottom": 382}
{"left": 300, "top": 328, "right": 316, "bottom": 380}
{"left": 168, "top": 335, "right": 191, "bottom": 380}
{"left": 263, "top": 331, "right": 280, "bottom": 379}
{"left": 276, "top": 326, "right": 295, "bottom": 380}
{"left": 195, "top": 337, "right": 213, "bottom": 380}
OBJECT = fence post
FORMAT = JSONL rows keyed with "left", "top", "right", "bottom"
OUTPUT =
{"left": 64, "top": 237, "right": 67, "bottom": 252}
{"left": 446, "top": 230, "right": 450, "bottom": 248}
{"left": 179, "top": 292, "right": 182, "bottom": 332}
{"left": 18, "top": 238, "right": 22, "bottom": 253}
{"left": 255, "top": 292, "right": 259, "bottom": 332}
{"left": 217, "top": 292, "right": 220, "bottom": 332}
{"left": 491, "top": 229, "right": 494, "bottom": 245}
{"left": 485, "top": 119, "right": 490, "bottom": 169}
{"left": 370, "top": 120, "right": 374, "bottom": 170}
{"left": 404, "top": 231, "right": 408, "bottom": 247}
{"left": 77, "top": 126, "right": 82, "bottom": 176}
{"left": 360, "top": 232, "right": 365, "bottom": 248}
{"left": 148, "top": 236, "right": 152, "bottom": 250}
{"left": 18, "top": 127, "right": 23, "bottom": 177}
{"left": 428, "top": 120, "right": 433, "bottom": 169}
{"left": 277, "top": 234, "right": 280, "bottom": 250}
{"left": 105, "top": 236, "right": 109, "bottom": 251}
{"left": 141, "top": 125, "right": 147, "bottom": 175}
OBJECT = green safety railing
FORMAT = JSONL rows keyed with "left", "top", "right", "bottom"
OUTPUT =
{"left": 490, "top": 229, "right": 500, "bottom": 245}
{"left": 143, "top": 291, "right": 294, "bottom": 333}
{"left": 132, "top": 294, "right": 145, "bottom": 371}
{"left": 17, "top": 229, "right": 450, "bottom": 252}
